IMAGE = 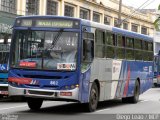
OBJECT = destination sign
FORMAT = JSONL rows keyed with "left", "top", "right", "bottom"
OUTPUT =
{"left": 36, "top": 20, "right": 73, "bottom": 28}
{"left": 16, "top": 18, "right": 80, "bottom": 28}
{"left": 21, "top": 20, "right": 32, "bottom": 27}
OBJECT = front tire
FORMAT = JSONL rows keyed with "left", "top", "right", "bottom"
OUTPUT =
{"left": 27, "top": 98, "right": 43, "bottom": 110}
{"left": 86, "top": 82, "right": 99, "bottom": 112}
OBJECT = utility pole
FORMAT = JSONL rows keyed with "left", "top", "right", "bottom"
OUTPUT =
{"left": 118, "top": 0, "right": 122, "bottom": 28}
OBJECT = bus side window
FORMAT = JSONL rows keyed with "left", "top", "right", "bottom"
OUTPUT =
{"left": 82, "top": 32, "right": 94, "bottom": 62}
{"left": 95, "top": 29, "right": 105, "bottom": 58}
{"left": 83, "top": 39, "right": 94, "bottom": 62}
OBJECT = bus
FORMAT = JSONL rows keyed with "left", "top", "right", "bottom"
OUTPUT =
{"left": 153, "top": 31, "right": 160, "bottom": 86}
{"left": 8, "top": 16, "right": 153, "bottom": 112}
{"left": 0, "top": 39, "right": 10, "bottom": 98}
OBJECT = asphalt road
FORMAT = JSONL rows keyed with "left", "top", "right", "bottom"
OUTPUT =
{"left": 0, "top": 88, "right": 160, "bottom": 120}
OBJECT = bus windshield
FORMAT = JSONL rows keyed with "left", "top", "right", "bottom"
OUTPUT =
{"left": 11, "top": 30, "right": 78, "bottom": 71}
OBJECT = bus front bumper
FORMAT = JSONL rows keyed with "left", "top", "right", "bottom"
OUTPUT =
{"left": 8, "top": 85, "right": 79, "bottom": 101}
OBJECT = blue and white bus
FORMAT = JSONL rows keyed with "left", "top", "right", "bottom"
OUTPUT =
{"left": 8, "top": 16, "right": 153, "bottom": 112}
{"left": 153, "top": 31, "right": 160, "bottom": 86}
{"left": 0, "top": 39, "right": 10, "bottom": 98}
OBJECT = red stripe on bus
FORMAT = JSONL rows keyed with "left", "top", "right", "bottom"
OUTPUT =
{"left": 8, "top": 77, "right": 32, "bottom": 84}
{"left": 123, "top": 66, "right": 130, "bottom": 97}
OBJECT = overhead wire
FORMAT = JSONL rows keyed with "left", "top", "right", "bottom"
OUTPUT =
{"left": 120, "top": 0, "right": 156, "bottom": 25}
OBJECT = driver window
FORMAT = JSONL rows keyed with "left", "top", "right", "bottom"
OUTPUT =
{"left": 81, "top": 32, "right": 94, "bottom": 73}
{"left": 83, "top": 40, "right": 94, "bottom": 62}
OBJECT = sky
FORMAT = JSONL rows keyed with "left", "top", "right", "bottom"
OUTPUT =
{"left": 122, "top": 0, "right": 160, "bottom": 9}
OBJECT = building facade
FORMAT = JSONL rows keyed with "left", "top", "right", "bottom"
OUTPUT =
{"left": 0, "top": 0, "right": 17, "bottom": 43}
{"left": 15, "top": 0, "right": 156, "bottom": 37}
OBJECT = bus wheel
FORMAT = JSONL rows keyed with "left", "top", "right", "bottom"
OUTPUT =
{"left": 87, "top": 82, "right": 99, "bottom": 112}
{"left": 27, "top": 98, "right": 43, "bottom": 110}
{"left": 122, "top": 80, "right": 140, "bottom": 103}
{"left": 130, "top": 80, "right": 140, "bottom": 103}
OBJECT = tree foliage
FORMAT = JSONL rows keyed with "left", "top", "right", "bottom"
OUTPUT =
{"left": 154, "top": 4, "right": 160, "bottom": 31}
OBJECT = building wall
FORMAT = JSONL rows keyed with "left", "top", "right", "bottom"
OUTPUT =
{"left": 16, "top": 0, "right": 155, "bottom": 36}
{"left": 0, "top": 0, "right": 17, "bottom": 42}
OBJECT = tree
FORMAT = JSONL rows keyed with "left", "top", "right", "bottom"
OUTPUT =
{"left": 154, "top": 4, "right": 160, "bottom": 31}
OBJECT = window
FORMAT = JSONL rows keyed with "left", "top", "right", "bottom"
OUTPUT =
{"left": 143, "top": 41, "right": 148, "bottom": 50}
{"left": 117, "top": 35, "right": 125, "bottom": 47}
{"left": 105, "top": 32, "right": 115, "bottom": 45}
{"left": 131, "top": 24, "right": 138, "bottom": 32}
{"left": 95, "top": 30, "right": 104, "bottom": 45}
{"left": 141, "top": 26, "right": 148, "bottom": 35}
{"left": 106, "top": 46, "right": 115, "bottom": 58}
{"left": 148, "top": 42, "right": 153, "bottom": 51}
{"left": 116, "top": 48, "right": 125, "bottom": 59}
{"left": 126, "top": 49, "right": 134, "bottom": 60}
{"left": 11, "top": 31, "right": 79, "bottom": 70}
{"left": 105, "top": 32, "right": 116, "bottom": 58}
{"left": 114, "top": 18, "right": 119, "bottom": 27}
{"left": 1, "top": 0, "right": 17, "bottom": 13}
{"left": 148, "top": 52, "right": 153, "bottom": 61}
{"left": 93, "top": 12, "right": 100, "bottom": 23}
{"left": 96, "top": 45, "right": 104, "bottom": 58}
{"left": 82, "top": 32, "right": 94, "bottom": 62}
{"left": 123, "top": 22, "right": 128, "bottom": 30}
{"left": 116, "top": 35, "right": 125, "bottom": 59}
{"left": 104, "top": 16, "right": 111, "bottom": 25}
{"left": 135, "top": 50, "right": 142, "bottom": 60}
{"left": 134, "top": 39, "right": 142, "bottom": 49}
{"left": 64, "top": 4, "right": 74, "bottom": 17}
{"left": 143, "top": 51, "right": 152, "bottom": 61}
{"left": 26, "top": 0, "right": 39, "bottom": 15}
{"left": 95, "top": 30, "right": 105, "bottom": 58}
{"left": 80, "top": 8, "right": 90, "bottom": 20}
{"left": 82, "top": 32, "right": 94, "bottom": 72}
{"left": 83, "top": 39, "right": 94, "bottom": 62}
{"left": 126, "top": 37, "right": 134, "bottom": 48}
{"left": 46, "top": 0, "right": 58, "bottom": 15}
{"left": 142, "top": 41, "right": 153, "bottom": 61}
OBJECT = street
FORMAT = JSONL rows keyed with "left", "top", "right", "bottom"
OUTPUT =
{"left": 0, "top": 88, "right": 160, "bottom": 120}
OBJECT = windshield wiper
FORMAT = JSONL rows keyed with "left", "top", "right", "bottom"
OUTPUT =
{"left": 49, "top": 29, "right": 64, "bottom": 49}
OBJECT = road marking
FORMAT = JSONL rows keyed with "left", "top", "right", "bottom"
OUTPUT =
{"left": 140, "top": 100, "right": 149, "bottom": 103}
{"left": 95, "top": 108, "right": 111, "bottom": 113}
{"left": 0, "top": 105, "right": 27, "bottom": 111}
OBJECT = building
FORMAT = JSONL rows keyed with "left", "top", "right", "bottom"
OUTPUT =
{"left": 7, "top": 0, "right": 157, "bottom": 37}
{"left": 0, "top": 0, "right": 17, "bottom": 43}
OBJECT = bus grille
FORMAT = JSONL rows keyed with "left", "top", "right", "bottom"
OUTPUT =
{"left": 25, "top": 84, "right": 59, "bottom": 90}
{"left": 28, "top": 90, "right": 55, "bottom": 96}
